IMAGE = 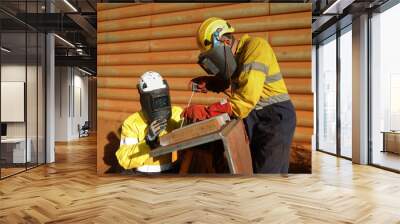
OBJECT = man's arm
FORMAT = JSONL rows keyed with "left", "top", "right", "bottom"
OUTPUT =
{"left": 116, "top": 121, "right": 151, "bottom": 170}
{"left": 230, "top": 38, "right": 270, "bottom": 118}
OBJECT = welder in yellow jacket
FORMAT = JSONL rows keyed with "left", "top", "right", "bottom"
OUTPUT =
{"left": 183, "top": 17, "right": 297, "bottom": 173}
{"left": 116, "top": 71, "right": 182, "bottom": 173}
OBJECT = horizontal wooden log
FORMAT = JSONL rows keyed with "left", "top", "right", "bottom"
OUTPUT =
{"left": 98, "top": 110, "right": 130, "bottom": 123}
{"left": 98, "top": 3, "right": 230, "bottom": 22}
{"left": 98, "top": 4, "right": 201, "bottom": 22}
{"left": 296, "top": 111, "right": 313, "bottom": 127}
{"left": 286, "top": 78, "right": 312, "bottom": 94}
{"left": 274, "top": 45, "right": 311, "bottom": 62}
{"left": 97, "top": 92, "right": 313, "bottom": 112}
{"left": 98, "top": 3, "right": 311, "bottom": 33}
{"left": 98, "top": 4, "right": 270, "bottom": 32}
{"left": 97, "top": 109, "right": 312, "bottom": 144}
{"left": 269, "top": 3, "right": 312, "bottom": 15}
{"left": 268, "top": 29, "right": 311, "bottom": 47}
{"left": 98, "top": 50, "right": 199, "bottom": 66}
{"left": 97, "top": 77, "right": 311, "bottom": 94}
{"left": 98, "top": 108, "right": 312, "bottom": 128}
{"left": 98, "top": 12, "right": 311, "bottom": 44}
{"left": 280, "top": 62, "right": 311, "bottom": 78}
{"left": 98, "top": 29, "right": 310, "bottom": 55}
{"left": 98, "top": 3, "right": 310, "bottom": 23}
{"left": 98, "top": 62, "right": 311, "bottom": 78}
{"left": 97, "top": 3, "right": 133, "bottom": 11}
{"left": 98, "top": 45, "right": 310, "bottom": 66}
{"left": 293, "top": 127, "right": 313, "bottom": 144}
{"left": 98, "top": 89, "right": 223, "bottom": 105}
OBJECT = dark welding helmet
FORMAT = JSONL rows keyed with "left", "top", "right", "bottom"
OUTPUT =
{"left": 198, "top": 44, "right": 237, "bottom": 83}
{"left": 137, "top": 71, "right": 172, "bottom": 124}
{"left": 197, "top": 18, "right": 237, "bottom": 88}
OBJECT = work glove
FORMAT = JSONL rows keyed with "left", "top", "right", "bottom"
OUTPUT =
{"left": 182, "top": 105, "right": 209, "bottom": 123}
{"left": 145, "top": 119, "right": 167, "bottom": 149}
{"left": 190, "top": 76, "right": 230, "bottom": 93}
{"left": 206, "top": 100, "right": 233, "bottom": 117}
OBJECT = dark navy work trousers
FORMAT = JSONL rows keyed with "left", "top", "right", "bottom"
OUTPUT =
{"left": 244, "top": 100, "right": 297, "bottom": 173}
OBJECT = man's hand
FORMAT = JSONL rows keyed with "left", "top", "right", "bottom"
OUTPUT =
{"left": 207, "top": 100, "right": 233, "bottom": 117}
{"left": 146, "top": 119, "right": 167, "bottom": 142}
{"left": 182, "top": 105, "right": 209, "bottom": 123}
{"left": 189, "top": 76, "right": 208, "bottom": 93}
{"left": 189, "top": 76, "right": 230, "bottom": 93}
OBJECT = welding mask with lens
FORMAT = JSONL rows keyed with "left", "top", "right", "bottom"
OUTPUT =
{"left": 137, "top": 72, "right": 172, "bottom": 124}
{"left": 198, "top": 45, "right": 237, "bottom": 89}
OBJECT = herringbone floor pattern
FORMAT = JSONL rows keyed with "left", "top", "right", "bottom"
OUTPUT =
{"left": 1, "top": 136, "right": 400, "bottom": 224}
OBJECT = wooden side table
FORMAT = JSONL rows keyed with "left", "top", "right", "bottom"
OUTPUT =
{"left": 382, "top": 131, "right": 400, "bottom": 154}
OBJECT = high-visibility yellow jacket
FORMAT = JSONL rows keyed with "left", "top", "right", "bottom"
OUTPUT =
{"left": 230, "top": 34, "right": 290, "bottom": 119}
{"left": 116, "top": 106, "right": 183, "bottom": 170}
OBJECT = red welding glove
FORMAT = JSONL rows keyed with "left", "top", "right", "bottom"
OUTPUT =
{"left": 182, "top": 105, "right": 210, "bottom": 123}
{"left": 206, "top": 100, "right": 233, "bottom": 117}
{"left": 190, "top": 76, "right": 230, "bottom": 93}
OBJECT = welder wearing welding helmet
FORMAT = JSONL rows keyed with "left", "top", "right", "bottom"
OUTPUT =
{"left": 116, "top": 71, "right": 182, "bottom": 173}
{"left": 183, "top": 17, "right": 297, "bottom": 174}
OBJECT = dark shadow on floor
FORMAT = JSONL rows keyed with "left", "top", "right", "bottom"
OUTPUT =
{"left": 103, "top": 128, "right": 123, "bottom": 174}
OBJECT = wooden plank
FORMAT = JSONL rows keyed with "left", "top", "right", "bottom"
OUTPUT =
{"left": 159, "top": 114, "right": 230, "bottom": 146}
{"left": 221, "top": 120, "right": 253, "bottom": 174}
{"left": 151, "top": 119, "right": 253, "bottom": 175}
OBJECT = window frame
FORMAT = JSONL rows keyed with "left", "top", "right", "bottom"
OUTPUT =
{"left": 315, "top": 24, "right": 353, "bottom": 160}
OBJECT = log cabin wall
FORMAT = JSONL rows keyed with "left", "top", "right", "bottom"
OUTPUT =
{"left": 97, "top": 3, "right": 313, "bottom": 174}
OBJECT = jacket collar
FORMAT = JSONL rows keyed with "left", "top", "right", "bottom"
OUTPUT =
{"left": 235, "top": 34, "right": 250, "bottom": 55}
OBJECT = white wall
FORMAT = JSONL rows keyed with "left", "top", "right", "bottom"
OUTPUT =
{"left": 55, "top": 66, "right": 69, "bottom": 141}
{"left": 1, "top": 65, "right": 36, "bottom": 138}
{"left": 54, "top": 67, "right": 89, "bottom": 141}
{"left": 77, "top": 71, "right": 89, "bottom": 139}
{"left": 1, "top": 63, "right": 46, "bottom": 164}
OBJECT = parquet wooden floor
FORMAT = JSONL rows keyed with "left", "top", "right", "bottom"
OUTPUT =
{"left": 1, "top": 135, "right": 399, "bottom": 224}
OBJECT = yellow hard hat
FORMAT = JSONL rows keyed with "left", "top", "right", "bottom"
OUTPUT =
{"left": 197, "top": 17, "right": 235, "bottom": 52}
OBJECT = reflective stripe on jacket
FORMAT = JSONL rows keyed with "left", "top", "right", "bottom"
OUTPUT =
{"left": 115, "top": 106, "right": 183, "bottom": 170}
{"left": 230, "top": 34, "right": 289, "bottom": 119}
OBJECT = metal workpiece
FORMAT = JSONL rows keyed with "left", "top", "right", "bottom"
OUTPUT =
{"left": 150, "top": 119, "right": 253, "bottom": 175}
{"left": 163, "top": 113, "right": 230, "bottom": 146}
